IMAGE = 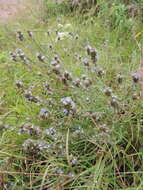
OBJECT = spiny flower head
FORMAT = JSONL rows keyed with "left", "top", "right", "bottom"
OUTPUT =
{"left": 104, "top": 87, "right": 112, "bottom": 97}
{"left": 36, "top": 52, "right": 45, "bottom": 62}
{"left": 23, "top": 139, "right": 51, "bottom": 155}
{"left": 15, "top": 80, "right": 24, "bottom": 88}
{"left": 82, "top": 58, "right": 90, "bottom": 67}
{"left": 61, "top": 97, "right": 76, "bottom": 115}
{"left": 73, "top": 78, "right": 81, "bottom": 87}
{"left": 63, "top": 71, "right": 72, "bottom": 81}
{"left": 132, "top": 72, "right": 140, "bottom": 83}
{"left": 19, "top": 122, "right": 42, "bottom": 136}
{"left": 117, "top": 73, "right": 124, "bottom": 83}
{"left": 39, "top": 108, "right": 50, "bottom": 120}
{"left": 83, "top": 78, "right": 92, "bottom": 88}
{"left": 27, "top": 30, "right": 33, "bottom": 38}
{"left": 85, "top": 45, "right": 92, "bottom": 55}
{"left": 110, "top": 95, "right": 119, "bottom": 110}
{"left": 17, "top": 30, "right": 24, "bottom": 41}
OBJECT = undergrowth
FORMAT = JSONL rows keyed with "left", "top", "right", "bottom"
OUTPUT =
{"left": 0, "top": 0, "right": 143, "bottom": 189}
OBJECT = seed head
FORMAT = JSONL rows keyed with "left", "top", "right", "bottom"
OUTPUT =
{"left": 44, "top": 127, "right": 56, "bottom": 136}
{"left": 23, "top": 139, "right": 51, "bottom": 155}
{"left": 110, "top": 96, "right": 119, "bottom": 110}
{"left": 48, "top": 44, "right": 53, "bottom": 49}
{"left": 70, "top": 157, "right": 78, "bottom": 166}
{"left": 43, "top": 82, "right": 51, "bottom": 91}
{"left": 117, "top": 73, "right": 124, "bottom": 84}
{"left": 61, "top": 97, "right": 76, "bottom": 115}
{"left": 36, "top": 52, "right": 45, "bottom": 62}
{"left": 63, "top": 71, "right": 72, "bottom": 81}
{"left": 96, "top": 67, "right": 105, "bottom": 77}
{"left": 17, "top": 30, "right": 24, "bottom": 41}
{"left": 104, "top": 87, "right": 112, "bottom": 96}
{"left": 73, "top": 78, "right": 81, "bottom": 87}
{"left": 10, "top": 52, "right": 17, "bottom": 61}
{"left": 83, "top": 58, "right": 90, "bottom": 67}
{"left": 75, "top": 34, "right": 79, "bottom": 40}
{"left": 27, "top": 30, "right": 33, "bottom": 38}
{"left": 85, "top": 45, "right": 92, "bottom": 55}
{"left": 83, "top": 78, "right": 92, "bottom": 88}
{"left": 132, "top": 72, "right": 140, "bottom": 83}
{"left": 15, "top": 80, "right": 24, "bottom": 88}
{"left": 52, "top": 64, "right": 61, "bottom": 75}
{"left": 39, "top": 108, "right": 50, "bottom": 120}
{"left": 19, "top": 122, "right": 42, "bottom": 136}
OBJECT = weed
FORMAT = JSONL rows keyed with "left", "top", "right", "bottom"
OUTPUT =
{"left": 0, "top": 0, "right": 143, "bottom": 189}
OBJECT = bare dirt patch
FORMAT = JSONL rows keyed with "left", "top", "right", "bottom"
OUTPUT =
{"left": 0, "top": 0, "right": 27, "bottom": 22}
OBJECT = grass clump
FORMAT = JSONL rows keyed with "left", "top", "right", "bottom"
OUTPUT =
{"left": 0, "top": 0, "right": 143, "bottom": 189}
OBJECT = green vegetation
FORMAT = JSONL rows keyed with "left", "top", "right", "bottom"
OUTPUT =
{"left": 0, "top": 0, "right": 143, "bottom": 189}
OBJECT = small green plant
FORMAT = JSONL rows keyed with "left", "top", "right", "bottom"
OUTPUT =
{"left": 43, "top": 0, "right": 71, "bottom": 19}
{"left": 0, "top": 53, "right": 7, "bottom": 63}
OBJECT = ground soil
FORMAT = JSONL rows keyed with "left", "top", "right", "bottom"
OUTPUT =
{"left": 0, "top": 0, "right": 27, "bottom": 22}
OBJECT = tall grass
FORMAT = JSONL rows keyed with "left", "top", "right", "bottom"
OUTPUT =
{"left": 0, "top": 0, "right": 143, "bottom": 189}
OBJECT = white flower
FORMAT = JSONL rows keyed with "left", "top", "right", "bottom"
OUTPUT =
{"left": 55, "top": 32, "right": 70, "bottom": 41}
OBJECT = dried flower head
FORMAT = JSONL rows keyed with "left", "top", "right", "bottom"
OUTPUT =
{"left": 117, "top": 73, "right": 124, "bottom": 84}
{"left": 87, "top": 47, "right": 98, "bottom": 65}
{"left": 75, "top": 34, "right": 79, "bottom": 40}
{"left": 85, "top": 45, "right": 92, "bottom": 55}
{"left": 39, "top": 108, "right": 50, "bottom": 120}
{"left": 48, "top": 44, "right": 53, "bottom": 49}
{"left": 54, "top": 166, "right": 64, "bottom": 174}
{"left": 17, "top": 30, "right": 24, "bottom": 41}
{"left": 73, "top": 126, "right": 84, "bottom": 136}
{"left": 10, "top": 52, "right": 17, "bottom": 61}
{"left": 61, "top": 97, "right": 76, "bottom": 115}
{"left": 23, "top": 139, "right": 51, "bottom": 155}
{"left": 104, "top": 87, "right": 112, "bottom": 96}
{"left": 73, "top": 78, "right": 81, "bottom": 87}
{"left": 15, "top": 80, "right": 24, "bottom": 88}
{"left": 52, "top": 64, "right": 61, "bottom": 75}
{"left": 82, "top": 58, "right": 90, "bottom": 67}
{"left": 110, "top": 95, "right": 119, "bottom": 110}
{"left": 83, "top": 78, "right": 92, "bottom": 88}
{"left": 61, "top": 97, "right": 75, "bottom": 106}
{"left": 43, "top": 82, "right": 51, "bottom": 91}
{"left": 70, "top": 157, "right": 78, "bottom": 166}
{"left": 132, "top": 72, "right": 140, "bottom": 83}
{"left": 19, "top": 122, "right": 42, "bottom": 136}
{"left": 36, "top": 52, "right": 45, "bottom": 62}
{"left": 90, "top": 48, "right": 97, "bottom": 57}
{"left": 27, "top": 30, "right": 33, "bottom": 38}
{"left": 24, "top": 90, "right": 42, "bottom": 103}
{"left": 44, "top": 127, "right": 56, "bottom": 136}
{"left": 61, "top": 76, "right": 68, "bottom": 86}
{"left": 96, "top": 67, "right": 105, "bottom": 77}
{"left": 54, "top": 55, "right": 61, "bottom": 63}
{"left": 63, "top": 71, "right": 72, "bottom": 81}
